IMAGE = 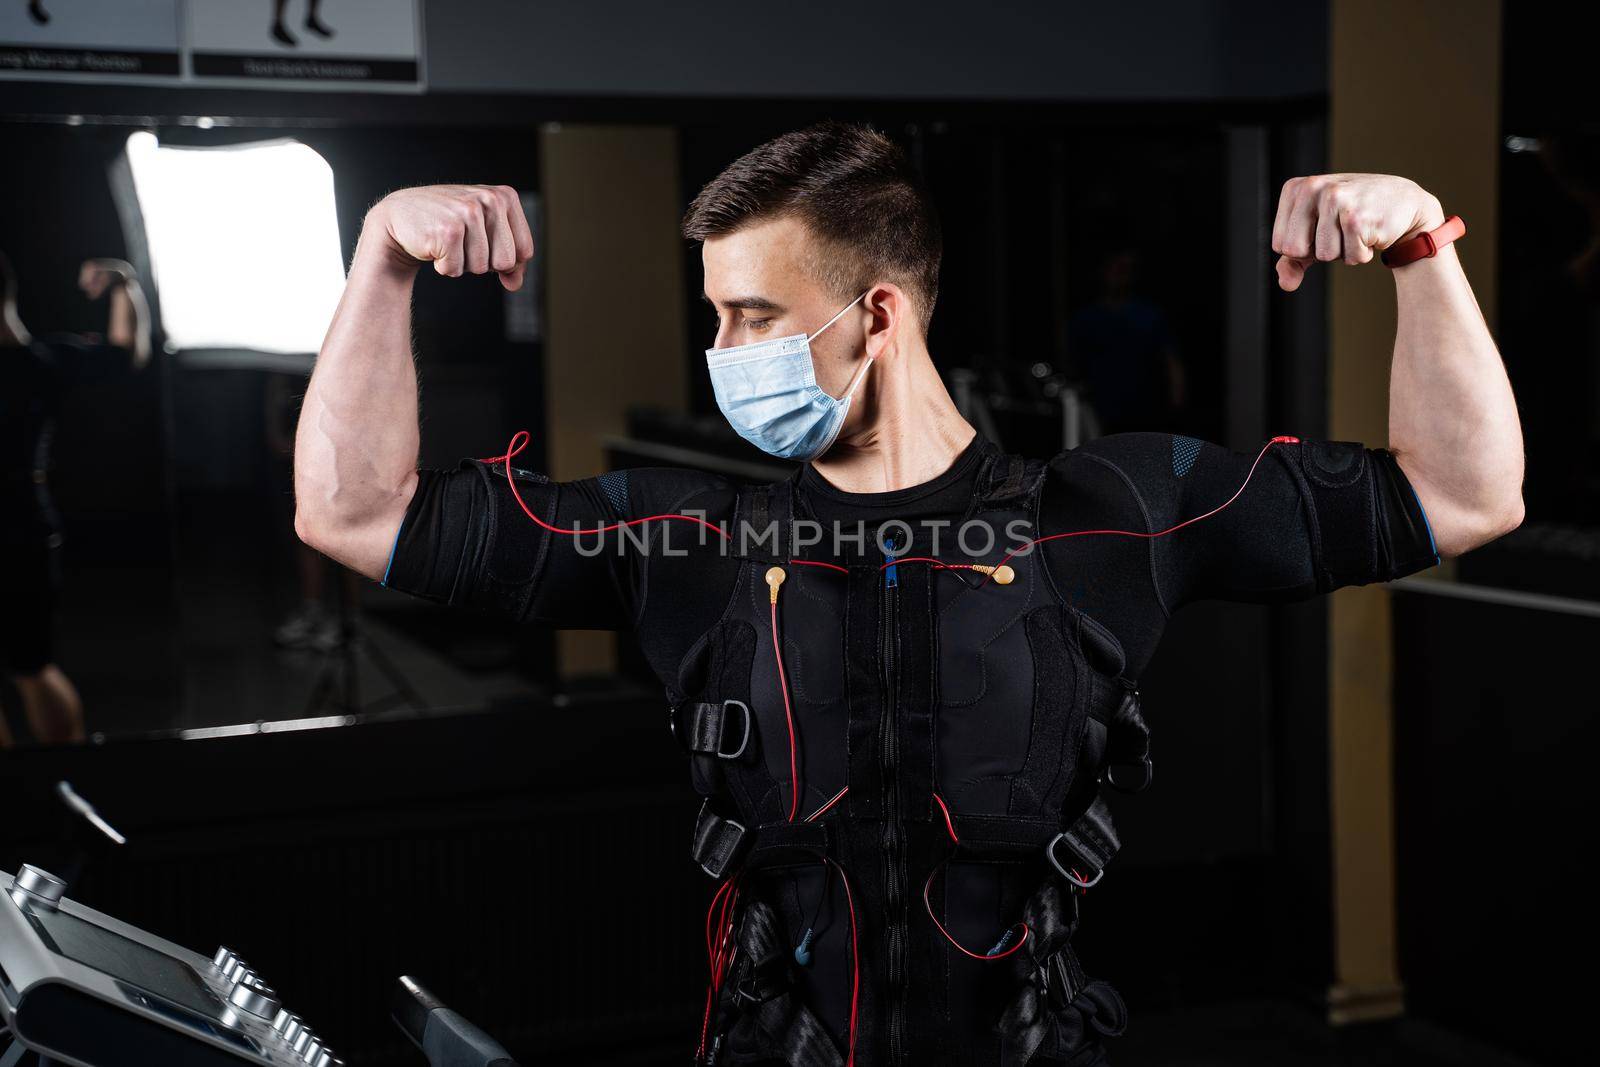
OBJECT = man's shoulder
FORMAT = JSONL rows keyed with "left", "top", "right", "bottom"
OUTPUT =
{"left": 1041, "top": 431, "right": 1197, "bottom": 480}
{"left": 1031, "top": 432, "right": 1218, "bottom": 523}
{"left": 590, "top": 465, "right": 742, "bottom": 520}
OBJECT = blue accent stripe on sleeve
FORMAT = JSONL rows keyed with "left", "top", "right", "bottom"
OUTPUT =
{"left": 381, "top": 522, "right": 402, "bottom": 587}
{"left": 1408, "top": 481, "right": 1439, "bottom": 560}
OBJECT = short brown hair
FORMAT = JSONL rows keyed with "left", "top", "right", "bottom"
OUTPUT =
{"left": 683, "top": 122, "right": 941, "bottom": 333}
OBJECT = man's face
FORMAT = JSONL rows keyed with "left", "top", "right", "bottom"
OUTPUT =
{"left": 702, "top": 215, "right": 866, "bottom": 401}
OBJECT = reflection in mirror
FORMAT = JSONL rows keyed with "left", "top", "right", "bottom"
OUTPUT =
{"left": 1463, "top": 127, "right": 1600, "bottom": 600}
{"left": 1, "top": 125, "right": 553, "bottom": 748}
{"left": 1, "top": 246, "right": 150, "bottom": 749}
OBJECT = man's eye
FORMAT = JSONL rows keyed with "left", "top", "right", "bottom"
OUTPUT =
{"left": 746, "top": 318, "right": 772, "bottom": 332}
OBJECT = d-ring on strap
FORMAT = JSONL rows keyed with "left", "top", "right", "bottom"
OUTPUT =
{"left": 1045, "top": 796, "right": 1120, "bottom": 888}
{"left": 672, "top": 699, "right": 752, "bottom": 760}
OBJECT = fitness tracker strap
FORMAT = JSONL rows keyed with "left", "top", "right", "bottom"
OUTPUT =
{"left": 1380, "top": 214, "right": 1466, "bottom": 268}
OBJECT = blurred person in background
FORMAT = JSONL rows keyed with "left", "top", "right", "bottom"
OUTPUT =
{"left": 0, "top": 249, "right": 150, "bottom": 747}
{"left": 1068, "top": 245, "right": 1186, "bottom": 434}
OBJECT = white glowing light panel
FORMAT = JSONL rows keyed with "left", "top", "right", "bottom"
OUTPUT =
{"left": 125, "top": 131, "right": 345, "bottom": 355}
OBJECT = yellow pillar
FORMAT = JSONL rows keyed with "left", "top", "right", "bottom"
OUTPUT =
{"left": 1325, "top": 0, "right": 1501, "bottom": 1023}
{"left": 539, "top": 125, "right": 687, "bottom": 678}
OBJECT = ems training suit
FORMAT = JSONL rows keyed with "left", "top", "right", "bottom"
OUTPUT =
{"left": 383, "top": 431, "right": 1438, "bottom": 1066}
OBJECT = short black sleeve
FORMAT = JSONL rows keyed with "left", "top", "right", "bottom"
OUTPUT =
{"left": 382, "top": 459, "right": 738, "bottom": 635}
{"left": 1056, "top": 433, "right": 1439, "bottom": 612}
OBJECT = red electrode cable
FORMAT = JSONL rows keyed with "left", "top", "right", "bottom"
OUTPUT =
{"left": 805, "top": 786, "right": 849, "bottom": 823}
{"left": 825, "top": 856, "right": 861, "bottom": 1067}
{"left": 697, "top": 873, "right": 743, "bottom": 1063}
{"left": 981, "top": 435, "right": 1299, "bottom": 583}
{"left": 925, "top": 793, "right": 1031, "bottom": 962}
{"left": 781, "top": 436, "right": 1299, "bottom": 584}
{"left": 492, "top": 428, "right": 1299, "bottom": 1063}
{"left": 486, "top": 431, "right": 731, "bottom": 543}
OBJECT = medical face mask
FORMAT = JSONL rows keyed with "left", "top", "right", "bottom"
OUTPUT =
{"left": 705, "top": 292, "right": 872, "bottom": 461}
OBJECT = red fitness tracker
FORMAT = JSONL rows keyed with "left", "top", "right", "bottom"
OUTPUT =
{"left": 1380, "top": 214, "right": 1466, "bottom": 268}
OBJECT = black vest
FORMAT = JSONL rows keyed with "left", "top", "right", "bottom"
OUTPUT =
{"left": 673, "top": 450, "right": 1152, "bottom": 1066}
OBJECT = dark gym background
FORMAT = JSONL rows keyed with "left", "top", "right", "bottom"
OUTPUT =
{"left": 1, "top": 2, "right": 1592, "bottom": 1065}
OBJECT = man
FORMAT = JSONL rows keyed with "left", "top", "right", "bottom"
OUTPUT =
{"left": 1067, "top": 246, "right": 1185, "bottom": 435}
{"left": 0, "top": 251, "right": 151, "bottom": 748}
{"left": 294, "top": 124, "right": 1523, "bottom": 1065}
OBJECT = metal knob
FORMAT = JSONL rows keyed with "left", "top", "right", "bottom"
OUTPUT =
{"left": 227, "top": 978, "right": 281, "bottom": 1019}
{"left": 9, "top": 865, "right": 67, "bottom": 912}
{"left": 291, "top": 1028, "right": 316, "bottom": 1055}
{"left": 300, "top": 1038, "right": 322, "bottom": 1063}
{"left": 271, "top": 1009, "right": 295, "bottom": 1036}
{"left": 279, "top": 1015, "right": 304, "bottom": 1043}
{"left": 311, "top": 1052, "right": 342, "bottom": 1067}
{"left": 212, "top": 946, "right": 239, "bottom": 972}
{"left": 222, "top": 957, "right": 250, "bottom": 983}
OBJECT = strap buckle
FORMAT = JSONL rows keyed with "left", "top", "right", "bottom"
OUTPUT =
{"left": 1099, "top": 687, "right": 1153, "bottom": 794}
{"left": 731, "top": 961, "right": 789, "bottom": 1008}
{"left": 1100, "top": 755, "right": 1152, "bottom": 794}
{"left": 1037, "top": 951, "right": 1081, "bottom": 1011}
{"left": 670, "top": 699, "right": 752, "bottom": 760}
{"left": 1045, "top": 833, "right": 1105, "bottom": 889}
{"left": 692, "top": 799, "right": 749, "bottom": 879}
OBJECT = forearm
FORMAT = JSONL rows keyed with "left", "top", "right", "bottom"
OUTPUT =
{"left": 293, "top": 213, "right": 422, "bottom": 579}
{"left": 106, "top": 277, "right": 151, "bottom": 367}
{"left": 1388, "top": 230, "right": 1525, "bottom": 557}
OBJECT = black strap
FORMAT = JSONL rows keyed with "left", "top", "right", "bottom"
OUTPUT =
{"left": 692, "top": 800, "right": 749, "bottom": 878}
{"left": 691, "top": 801, "right": 832, "bottom": 879}
{"left": 751, "top": 485, "right": 772, "bottom": 548}
{"left": 707, "top": 897, "right": 844, "bottom": 1067}
{"left": 735, "top": 482, "right": 792, "bottom": 560}
{"left": 1045, "top": 797, "right": 1120, "bottom": 887}
{"left": 950, "top": 796, "right": 1120, "bottom": 880}
{"left": 671, "top": 699, "right": 752, "bottom": 760}
{"left": 975, "top": 451, "right": 1048, "bottom": 511}
{"left": 950, "top": 814, "right": 1062, "bottom": 859}
{"left": 1087, "top": 687, "right": 1152, "bottom": 794}
{"left": 731, "top": 948, "right": 793, "bottom": 1008}
{"left": 995, "top": 878, "right": 1127, "bottom": 1066}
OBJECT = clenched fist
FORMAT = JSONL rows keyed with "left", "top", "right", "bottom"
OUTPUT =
{"left": 1271, "top": 174, "right": 1445, "bottom": 292}
{"left": 368, "top": 184, "right": 534, "bottom": 291}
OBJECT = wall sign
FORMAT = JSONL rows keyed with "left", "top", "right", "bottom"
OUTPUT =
{"left": 188, "top": 0, "right": 423, "bottom": 89}
{"left": 0, "top": 0, "right": 423, "bottom": 90}
{"left": 0, "top": 0, "right": 181, "bottom": 80}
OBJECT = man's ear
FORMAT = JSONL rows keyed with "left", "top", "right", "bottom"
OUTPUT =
{"left": 862, "top": 282, "right": 904, "bottom": 361}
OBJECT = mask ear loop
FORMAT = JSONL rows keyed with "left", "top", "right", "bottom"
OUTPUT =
{"left": 806, "top": 290, "right": 869, "bottom": 342}
{"left": 809, "top": 290, "right": 875, "bottom": 402}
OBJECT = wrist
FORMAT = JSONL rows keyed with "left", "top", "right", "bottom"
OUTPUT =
{"left": 1395, "top": 193, "right": 1447, "bottom": 246}
{"left": 356, "top": 205, "right": 420, "bottom": 280}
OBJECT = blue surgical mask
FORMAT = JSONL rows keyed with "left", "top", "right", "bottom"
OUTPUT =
{"left": 705, "top": 292, "right": 872, "bottom": 461}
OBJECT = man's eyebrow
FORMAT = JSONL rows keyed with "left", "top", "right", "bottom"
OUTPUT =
{"left": 701, "top": 292, "right": 782, "bottom": 312}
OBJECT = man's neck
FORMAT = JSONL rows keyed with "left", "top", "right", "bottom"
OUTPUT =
{"left": 810, "top": 341, "right": 977, "bottom": 494}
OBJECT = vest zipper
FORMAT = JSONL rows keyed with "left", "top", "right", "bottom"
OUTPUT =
{"left": 880, "top": 547, "right": 907, "bottom": 1064}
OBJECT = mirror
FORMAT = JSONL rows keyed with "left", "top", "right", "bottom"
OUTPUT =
{"left": 1, "top": 120, "right": 552, "bottom": 747}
